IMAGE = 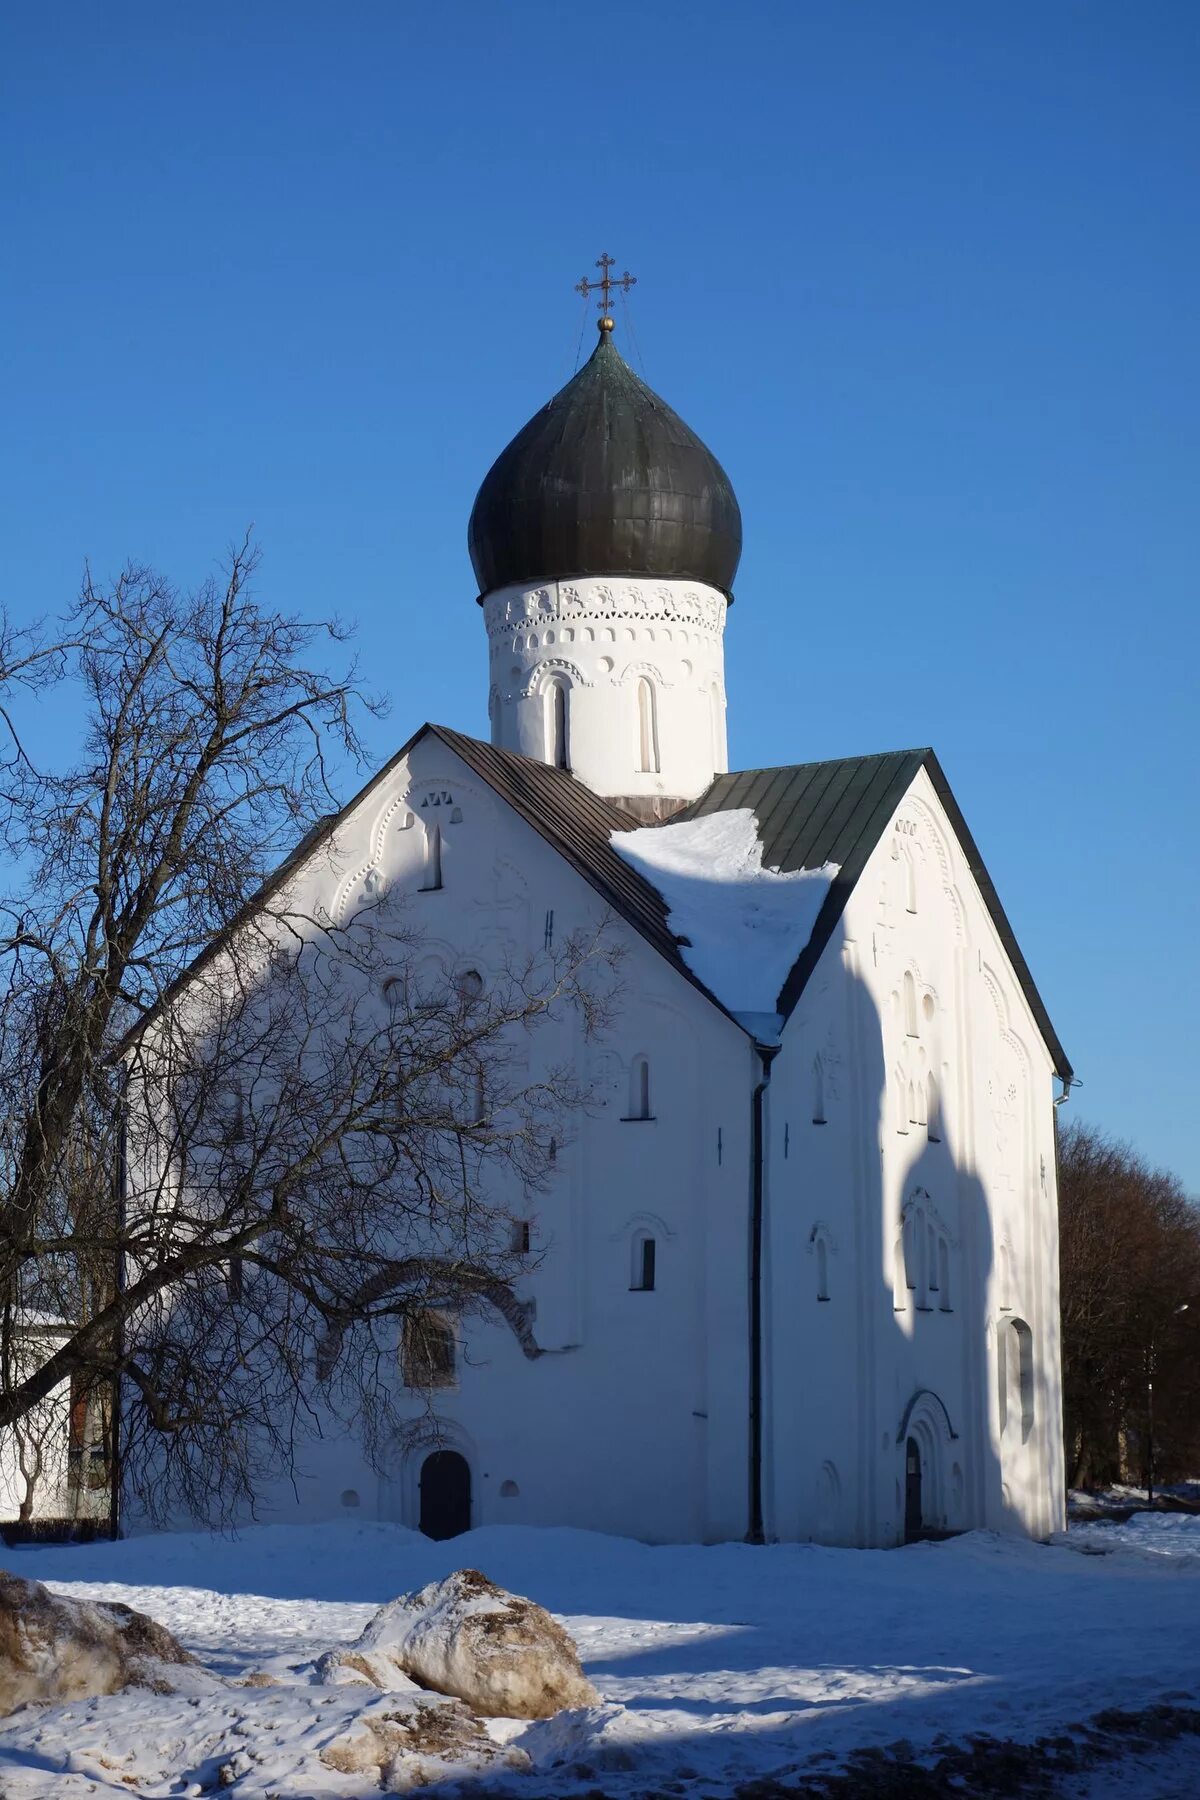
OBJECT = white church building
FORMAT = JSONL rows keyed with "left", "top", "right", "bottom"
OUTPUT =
{"left": 146, "top": 307, "right": 1074, "bottom": 1549}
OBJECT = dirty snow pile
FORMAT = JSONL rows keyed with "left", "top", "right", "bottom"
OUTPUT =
{"left": 318, "top": 1565, "right": 599, "bottom": 1717}
{"left": 612, "top": 808, "right": 838, "bottom": 1028}
{"left": 0, "top": 1515, "right": 1197, "bottom": 1797}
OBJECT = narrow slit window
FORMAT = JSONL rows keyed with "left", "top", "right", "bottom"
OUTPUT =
{"left": 927, "top": 1073, "right": 942, "bottom": 1142}
{"left": 636, "top": 678, "right": 660, "bottom": 774}
{"left": 627, "top": 1056, "right": 652, "bottom": 1120}
{"left": 812, "top": 1054, "right": 826, "bottom": 1125}
{"left": 938, "top": 1237, "right": 951, "bottom": 1310}
{"left": 510, "top": 1219, "right": 531, "bottom": 1255}
{"left": 547, "top": 678, "right": 569, "bottom": 769}
{"left": 421, "top": 822, "right": 443, "bottom": 892}
{"left": 816, "top": 1238, "right": 830, "bottom": 1302}
{"left": 632, "top": 1234, "right": 656, "bottom": 1291}
{"left": 903, "top": 970, "right": 918, "bottom": 1037}
{"left": 893, "top": 1233, "right": 908, "bottom": 1311}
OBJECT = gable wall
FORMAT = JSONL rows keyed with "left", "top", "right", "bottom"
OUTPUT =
{"left": 761, "top": 766, "right": 1065, "bottom": 1546}
{"left": 241, "top": 733, "right": 755, "bottom": 1544}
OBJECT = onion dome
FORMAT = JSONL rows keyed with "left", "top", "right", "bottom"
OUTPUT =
{"left": 468, "top": 322, "right": 742, "bottom": 603}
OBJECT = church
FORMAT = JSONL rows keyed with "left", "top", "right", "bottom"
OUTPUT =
{"left": 160, "top": 280, "right": 1073, "bottom": 1549}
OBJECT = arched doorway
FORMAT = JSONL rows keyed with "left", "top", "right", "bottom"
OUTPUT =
{"left": 419, "top": 1450, "right": 471, "bottom": 1540}
{"left": 904, "top": 1436, "right": 923, "bottom": 1543}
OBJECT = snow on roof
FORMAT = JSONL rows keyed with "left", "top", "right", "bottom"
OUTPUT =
{"left": 612, "top": 808, "right": 838, "bottom": 1034}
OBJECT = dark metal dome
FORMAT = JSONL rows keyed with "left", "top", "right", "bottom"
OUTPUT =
{"left": 468, "top": 326, "right": 742, "bottom": 603}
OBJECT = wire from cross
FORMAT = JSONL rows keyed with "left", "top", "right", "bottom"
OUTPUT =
{"left": 575, "top": 253, "right": 637, "bottom": 317}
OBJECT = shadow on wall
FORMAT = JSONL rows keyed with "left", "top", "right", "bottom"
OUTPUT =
{"left": 810, "top": 950, "right": 1043, "bottom": 1546}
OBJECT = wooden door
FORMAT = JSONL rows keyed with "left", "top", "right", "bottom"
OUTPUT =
{"left": 419, "top": 1450, "right": 471, "bottom": 1540}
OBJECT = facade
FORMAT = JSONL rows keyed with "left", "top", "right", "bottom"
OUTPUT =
{"left": 127, "top": 315, "right": 1072, "bottom": 1547}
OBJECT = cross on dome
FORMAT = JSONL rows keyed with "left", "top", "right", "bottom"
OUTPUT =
{"left": 575, "top": 252, "right": 637, "bottom": 331}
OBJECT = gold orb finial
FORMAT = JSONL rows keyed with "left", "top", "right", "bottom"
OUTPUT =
{"left": 598, "top": 315, "right": 615, "bottom": 333}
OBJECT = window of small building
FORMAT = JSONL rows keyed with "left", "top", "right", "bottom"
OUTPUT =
{"left": 402, "top": 1310, "right": 456, "bottom": 1389}
{"left": 510, "top": 1219, "right": 531, "bottom": 1255}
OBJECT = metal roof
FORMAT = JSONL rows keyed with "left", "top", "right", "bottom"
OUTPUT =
{"left": 123, "top": 727, "right": 1071, "bottom": 1083}
{"left": 467, "top": 327, "right": 743, "bottom": 603}
{"left": 676, "top": 748, "right": 1072, "bottom": 1080}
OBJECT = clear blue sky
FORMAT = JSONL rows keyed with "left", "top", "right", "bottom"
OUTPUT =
{"left": 1, "top": 2, "right": 1196, "bottom": 1185}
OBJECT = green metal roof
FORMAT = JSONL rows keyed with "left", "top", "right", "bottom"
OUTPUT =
{"left": 125, "top": 729, "right": 1071, "bottom": 1084}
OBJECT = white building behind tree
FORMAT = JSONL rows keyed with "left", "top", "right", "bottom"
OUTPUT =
{"left": 102, "top": 305, "right": 1072, "bottom": 1548}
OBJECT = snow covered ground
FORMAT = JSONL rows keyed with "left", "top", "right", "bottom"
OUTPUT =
{"left": 0, "top": 1515, "right": 1197, "bottom": 1797}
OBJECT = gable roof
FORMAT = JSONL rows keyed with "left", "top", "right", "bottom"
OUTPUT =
{"left": 123, "top": 725, "right": 1071, "bottom": 1083}
{"left": 674, "top": 748, "right": 1071, "bottom": 1080}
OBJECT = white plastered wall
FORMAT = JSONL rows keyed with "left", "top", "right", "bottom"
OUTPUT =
{"left": 761, "top": 765, "right": 1065, "bottom": 1547}
{"left": 484, "top": 577, "right": 729, "bottom": 805}
{"left": 208, "top": 732, "right": 754, "bottom": 1545}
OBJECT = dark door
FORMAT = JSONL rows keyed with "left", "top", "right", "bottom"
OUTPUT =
{"left": 419, "top": 1450, "right": 471, "bottom": 1540}
{"left": 904, "top": 1437, "right": 923, "bottom": 1543}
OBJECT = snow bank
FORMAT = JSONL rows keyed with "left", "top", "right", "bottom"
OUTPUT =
{"left": 612, "top": 808, "right": 838, "bottom": 1026}
{"left": 2, "top": 1519, "right": 1199, "bottom": 1798}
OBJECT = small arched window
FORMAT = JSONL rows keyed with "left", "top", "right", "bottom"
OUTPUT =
{"left": 421, "top": 822, "right": 443, "bottom": 892}
{"left": 456, "top": 968, "right": 484, "bottom": 1002}
{"left": 636, "top": 678, "right": 660, "bottom": 774}
{"left": 895, "top": 1076, "right": 909, "bottom": 1135}
{"left": 631, "top": 1233, "right": 656, "bottom": 1291}
{"left": 402, "top": 1310, "right": 456, "bottom": 1389}
{"left": 626, "top": 1056, "right": 652, "bottom": 1121}
{"left": 893, "top": 1232, "right": 908, "bottom": 1311}
{"left": 812, "top": 1054, "right": 826, "bottom": 1125}
{"left": 470, "top": 1068, "right": 486, "bottom": 1125}
{"left": 1000, "top": 1318, "right": 1036, "bottom": 1441}
{"left": 908, "top": 1080, "right": 918, "bottom": 1125}
{"left": 816, "top": 1237, "right": 830, "bottom": 1302}
{"left": 938, "top": 1237, "right": 951, "bottom": 1310}
{"left": 547, "top": 677, "right": 569, "bottom": 770}
{"left": 926, "top": 1073, "right": 942, "bottom": 1143}
{"left": 904, "top": 846, "right": 918, "bottom": 914}
{"left": 903, "top": 970, "right": 918, "bottom": 1037}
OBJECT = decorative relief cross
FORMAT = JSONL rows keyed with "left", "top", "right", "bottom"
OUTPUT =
{"left": 575, "top": 252, "right": 637, "bottom": 317}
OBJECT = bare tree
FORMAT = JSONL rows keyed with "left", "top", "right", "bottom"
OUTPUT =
{"left": 1058, "top": 1117, "right": 1200, "bottom": 1491}
{"left": 0, "top": 541, "right": 617, "bottom": 1524}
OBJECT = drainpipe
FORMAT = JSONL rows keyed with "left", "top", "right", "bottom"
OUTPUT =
{"left": 747, "top": 1040, "right": 780, "bottom": 1545}
{"left": 108, "top": 1074, "right": 128, "bottom": 1543}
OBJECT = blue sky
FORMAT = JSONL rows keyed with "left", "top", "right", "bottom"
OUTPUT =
{"left": 1, "top": 2, "right": 1196, "bottom": 1186}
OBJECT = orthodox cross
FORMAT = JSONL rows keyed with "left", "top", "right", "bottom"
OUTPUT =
{"left": 575, "top": 252, "right": 637, "bottom": 319}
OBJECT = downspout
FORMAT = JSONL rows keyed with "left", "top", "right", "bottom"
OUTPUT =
{"left": 108, "top": 1071, "right": 128, "bottom": 1543}
{"left": 747, "top": 1039, "right": 780, "bottom": 1544}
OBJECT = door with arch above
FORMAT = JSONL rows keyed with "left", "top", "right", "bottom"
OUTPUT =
{"left": 904, "top": 1437, "right": 923, "bottom": 1543}
{"left": 419, "top": 1450, "right": 471, "bottom": 1540}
